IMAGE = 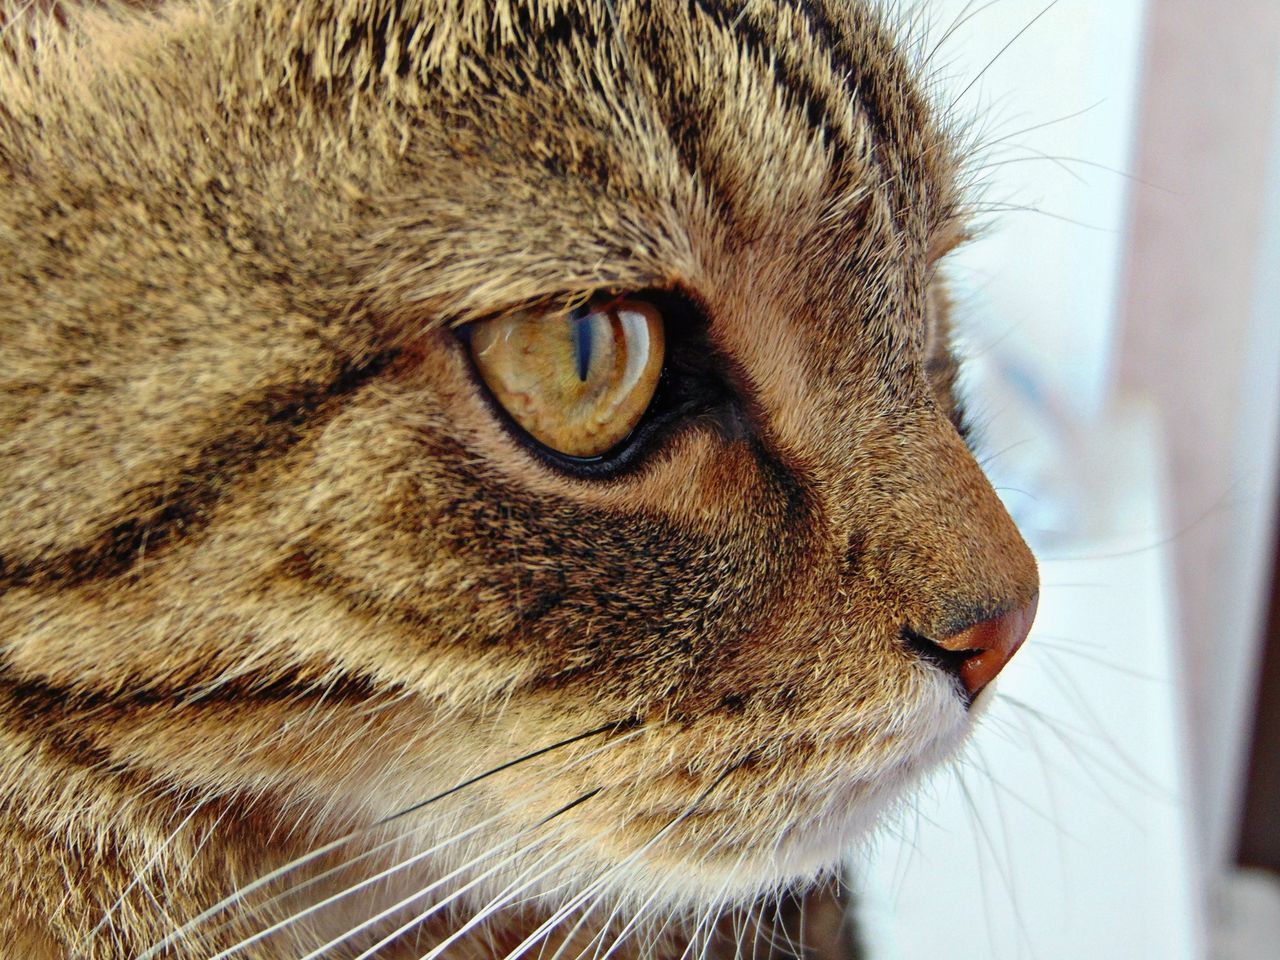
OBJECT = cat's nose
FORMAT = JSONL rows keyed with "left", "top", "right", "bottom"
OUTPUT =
{"left": 911, "top": 595, "right": 1038, "bottom": 700}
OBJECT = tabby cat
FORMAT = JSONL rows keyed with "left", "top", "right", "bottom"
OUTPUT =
{"left": 0, "top": 1, "right": 1040, "bottom": 957}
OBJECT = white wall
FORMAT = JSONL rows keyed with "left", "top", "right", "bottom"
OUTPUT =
{"left": 919, "top": 0, "right": 1146, "bottom": 426}
{"left": 1116, "top": 0, "right": 1280, "bottom": 883}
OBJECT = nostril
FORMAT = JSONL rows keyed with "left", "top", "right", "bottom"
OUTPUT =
{"left": 901, "top": 628, "right": 976, "bottom": 680}
{"left": 903, "top": 594, "right": 1039, "bottom": 702}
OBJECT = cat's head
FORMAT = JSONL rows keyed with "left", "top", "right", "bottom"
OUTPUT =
{"left": 0, "top": 0, "right": 1037, "bottom": 915}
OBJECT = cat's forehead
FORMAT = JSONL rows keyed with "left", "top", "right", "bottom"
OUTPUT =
{"left": 317, "top": 0, "right": 962, "bottom": 327}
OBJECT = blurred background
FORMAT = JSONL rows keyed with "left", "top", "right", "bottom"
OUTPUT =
{"left": 855, "top": 2, "right": 1280, "bottom": 958}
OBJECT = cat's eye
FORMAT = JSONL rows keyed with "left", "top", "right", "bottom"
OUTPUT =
{"left": 466, "top": 297, "right": 666, "bottom": 459}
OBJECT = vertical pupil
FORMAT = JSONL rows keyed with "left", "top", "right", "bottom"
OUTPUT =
{"left": 572, "top": 307, "right": 594, "bottom": 382}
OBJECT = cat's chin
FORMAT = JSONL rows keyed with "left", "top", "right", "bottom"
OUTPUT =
{"left": 446, "top": 674, "right": 977, "bottom": 917}
{"left": 628, "top": 677, "right": 977, "bottom": 908}
{"left": 321, "top": 674, "right": 975, "bottom": 937}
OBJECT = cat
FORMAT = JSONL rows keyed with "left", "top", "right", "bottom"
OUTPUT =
{"left": 0, "top": 1, "right": 1039, "bottom": 957}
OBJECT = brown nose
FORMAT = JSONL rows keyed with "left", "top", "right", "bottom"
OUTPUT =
{"left": 913, "top": 595, "right": 1039, "bottom": 700}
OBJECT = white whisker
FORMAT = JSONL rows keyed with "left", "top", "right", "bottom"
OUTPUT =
{"left": 591, "top": 883, "right": 667, "bottom": 960}
{"left": 498, "top": 767, "right": 739, "bottom": 960}
{"left": 413, "top": 840, "right": 592, "bottom": 960}
{"left": 301, "top": 790, "right": 600, "bottom": 960}
{"left": 139, "top": 724, "right": 620, "bottom": 959}
{"left": 255, "top": 724, "right": 650, "bottom": 933}
{"left": 80, "top": 795, "right": 207, "bottom": 953}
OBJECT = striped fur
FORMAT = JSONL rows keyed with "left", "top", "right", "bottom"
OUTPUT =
{"left": 0, "top": 1, "right": 1037, "bottom": 957}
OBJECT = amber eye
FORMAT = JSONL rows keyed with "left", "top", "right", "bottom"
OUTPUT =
{"left": 467, "top": 297, "right": 666, "bottom": 459}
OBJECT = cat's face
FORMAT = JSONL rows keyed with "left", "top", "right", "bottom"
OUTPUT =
{"left": 0, "top": 0, "right": 1038, "bottom": 925}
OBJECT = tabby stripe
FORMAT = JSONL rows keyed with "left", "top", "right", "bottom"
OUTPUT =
{"left": 792, "top": 0, "right": 894, "bottom": 146}
{"left": 634, "top": 19, "right": 723, "bottom": 214}
{"left": 323, "top": 2, "right": 601, "bottom": 97}
{"left": 0, "top": 663, "right": 381, "bottom": 713}
{"left": 279, "top": 544, "right": 568, "bottom": 647}
{"left": 796, "top": 0, "right": 937, "bottom": 204}
{"left": 0, "top": 663, "right": 384, "bottom": 770}
{"left": 633, "top": 4, "right": 798, "bottom": 219}
{"left": 0, "top": 349, "right": 397, "bottom": 592}
{"left": 692, "top": 0, "right": 862, "bottom": 171}
{"left": 638, "top": 0, "right": 889, "bottom": 223}
{"left": 0, "top": 680, "right": 116, "bottom": 772}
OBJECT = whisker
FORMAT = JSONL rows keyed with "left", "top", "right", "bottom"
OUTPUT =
{"left": 969, "top": 149, "right": 1089, "bottom": 186}
{"left": 211, "top": 804, "right": 530, "bottom": 959}
{"left": 402, "top": 836, "right": 592, "bottom": 960}
{"left": 969, "top": 739, "right": 1083, "bottom": 841}
{"left": 999, "top": 704, "right": 1079, "bottom": 896}
{"left": 969, "top": 99, "right": 1108, "bottom": 157}
{"left": 149, "top": 799, "right": 238, "bottom": 957}
{"left": 768, "top": 892, "right": 802, "bottom": 960}
{"left": 676, "top": 894, "right": 714, "bottom": 960}
{"left": 962, "top": 201, "right": 1113, "bottom": 232}
{"left": 921, "top": 0, "right": 1004, "bottom": 70}
{"left": 725, "top": 904, "right": 756, "bottom": 960}
{"left": 727, "top": 899, "right": 747, "bottom": 960}
{"left": 541, "top": 885, "right": 607, "bottom": 960}
{"left": 1000, "top": 696, "right": 1165, "bottom": 819}
{"left": 951, "top": 0, "right": 1062, "bottom": 105}
{"left": 963, "top": 749, "right": 1040, "bottom": 960}
{"left": 649, "top": 893, "right": 689, "bottom": 960}
{"left": 592, "top": 883, "right": 668, "bottom": 960}
{"left": 354, "top": 837, "right": 568, "bottom": 960}
{"left": 297, "top": 790, "right": 601, "bottom": 960}
{"left": 973, "top": 144, "right": 1173, "bottom": 194}
{"left": 1036, "top": 658, "right": 1176, "bottom": 797}
{"left": 741, "top": 897, "right": 775, "bottom": 959}
{"left": 1031, "top": 639, "right": 1168, "bottom": 684}
{"left": 953, "top": 765, "right": 1036, "bottom": 960}
{"left": 686, "top": 839, "right": 751, "bottom": 960}
{"left": 228, "top": 725, "right": 651, "bottom": 941}
{"left": 703, "top": 850, "right": 748, "bottom": 960}
{"left": 575, "top": 875, "right": 635, "bottom": 960}
{"left": 1037, "top": 484, "right": 1238, "bottom": 564}
{"left": 759, "top": 896, "right": 794, "bottom": 960}
{"left": 498, "top": 765, "right": 742, "bottom": 960}
{"left": 558, "top": 855, "right": 683, "bottom": 960}
{"left": 138, "top": 723, "right": 619, "bottom": 960}
{"left": 79, "top": 795, "right": 208, "bottom": 953}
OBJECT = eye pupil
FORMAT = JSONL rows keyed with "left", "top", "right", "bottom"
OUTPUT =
{"left": 572, "top": 308, "right": 594, "bottom": 383}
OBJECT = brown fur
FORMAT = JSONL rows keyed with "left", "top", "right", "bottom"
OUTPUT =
{"left": 0, "top": 1, "right": 1038, "bottom": 957}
